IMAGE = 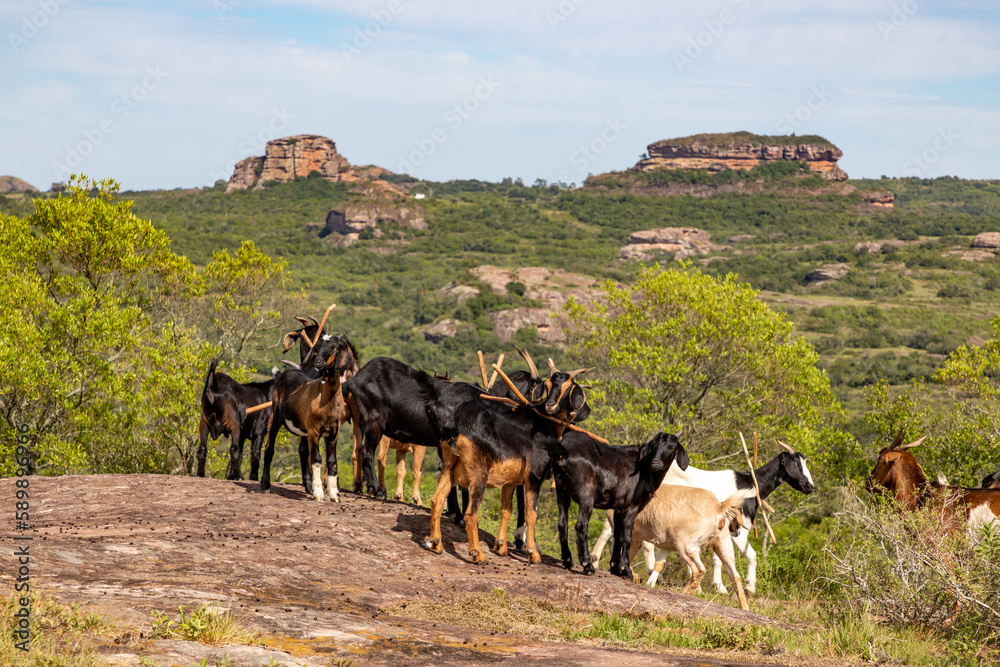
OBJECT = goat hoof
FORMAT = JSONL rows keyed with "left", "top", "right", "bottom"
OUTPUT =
{"left": 583, "top": 563, "right": 595, "bottom": 576}
{"left": 528, "top": 550, "right": 541, "bottom": 565}
{"left": 492, "top": 542, "right": 508, "bottom": 556}
{"left": 422, "top": 538, "right": 443, "bottom": 554}
{"left": 562, "top": 559, "right": 573, "bottom": 571}
{"left": 394, "top": 493, "right": 403, "bottom": 501}
{"left": 632, "top": 573, "right": 640, "bottom": 584}
{"left": 452, "top": 516, "right": 466, "bottom": 528}
{"left": 470, "top": 550, "right": 487, "bottom": 564}
{"left": 514, "top": 539, "right": 526, "bottom": 550}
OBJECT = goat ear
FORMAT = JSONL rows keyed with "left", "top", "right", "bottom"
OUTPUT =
{"left": 282, "top": 330, "right": 300, "bottom": 352}
{"left": 570, "top": 385, "right": 586, "bottom": 412}
{"left": 674, "top": 445, "right": 690, "bottom": 471}
{"left": 528, "top": 382, "right": 546, "bottom": 404}
{"left": 332, "top": 345, "right": 355, "bottom": 373}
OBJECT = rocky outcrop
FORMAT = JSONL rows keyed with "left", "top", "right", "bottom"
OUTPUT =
{"left": 634, "top": 132, "right": 847, "bottom": 181}
{"left": 0, "top": 175, "right": 38, "bottom": 193}
{"left": 455, "top": 266, "right": 602, "bottom": 343}
{"left": 972, "top": 232, "right": 1000, "bottom": 249}
{"left": 854, "top": 240, "right": 907, "bottom": 254}
{"left": 423, "top": 318, "right": 462, "bottom": 342}
{"left": 806, "top": 263, "right": 850, "bottom": 283}
{"left": 860, "top": 189, "right": 895, "bottom": 208}
{"left": 226, "top": 134, "right": 383, "bottom": 193}
{"left": 319, "top": 181, "right": 427, "bottom": 246}
{"left": 437, "top": 282, "right": 480, "bottom": 305}
{"left": 617, "top": 227, "right": 727, "bottom": 261}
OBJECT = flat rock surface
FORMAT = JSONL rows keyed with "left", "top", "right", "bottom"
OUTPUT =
{"left": 1, "top": 474, "right": 788, "bottom": 666}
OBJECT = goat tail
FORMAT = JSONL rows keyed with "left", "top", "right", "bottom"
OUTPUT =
{"left": 203, "top": 358, "right": 220, "bottom": 404}
{"left": 720, "top": 488, "right": 757, "bottom": 531}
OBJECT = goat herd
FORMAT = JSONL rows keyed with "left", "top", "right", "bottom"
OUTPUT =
{"left": 197, "top": 307, "right": 1000, "bottom": 611}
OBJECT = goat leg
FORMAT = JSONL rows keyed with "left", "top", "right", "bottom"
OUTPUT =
{"left": 226, "top": 426, "right": 244, "bottom": 480}
{"left": 248, "top": 424, "right": 262, "bottom": 482}
{"left": 513, "top": 485, "right": 527, "bottom": 550}
{"left": 493, "top": 485, "right": 515, "bottom": 556}
{"left": 556, "top": 487, "right": 573, "bottom": 570}
{"left": 324, "top": 434, "right": 340, "bottom": 503}
{"left": 524, "top": 483, "right": 542, "bottom": 565}
{"left": 308, "top": 435, "right": 325, "bottom": 502}
{"left": 411, "top": 446, "right": 425, "bottom": 506}
{"left": 260, "top": 416, "right": 280, "bottom": 493}
{"left": 196, "top": 415, "right": 210, "bottom": 478}
{"left": 575, "top": 500, "right": 596, "bottom": 575}
{"left": 464, "top": 472, "right": 488, "bottom": 564}
{"left": 425, "top": 450, "right": 457, "bottom": 555}
{"left": 298, "top": 437, "right": 311, "bottom": 492}
{"left": 394, "top": 448, "right": 406, "bottom": 502}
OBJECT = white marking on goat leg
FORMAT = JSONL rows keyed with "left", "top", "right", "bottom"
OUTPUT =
{"left": 327, "top": 474, "right": 340, "bottom": 503}
{"left": 311, "top": 463, "right": 324, "bottom": 501}
{"left": 285, "top": 420, "right": 308, "bottom": 437}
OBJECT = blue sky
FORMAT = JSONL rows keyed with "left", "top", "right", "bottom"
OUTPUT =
{"left": 2, "top": 0, "right": 999, "bottom": 191}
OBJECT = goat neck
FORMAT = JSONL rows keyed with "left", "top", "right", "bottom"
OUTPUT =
{"left": 753, "top": 452, "right": 815, "bottom": 499}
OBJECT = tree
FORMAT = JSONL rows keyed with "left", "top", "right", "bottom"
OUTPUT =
{"left": 866, "top": 315, "right": 1000, "bottom": 486}
{"left": 0, "top": 176, "right": 299, "bottom": 477}
{"left": 564, "top": 263, "right": 848, "bottom": 469}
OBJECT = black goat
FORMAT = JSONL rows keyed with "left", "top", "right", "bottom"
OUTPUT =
{"left": 425, "top": 367, "right": 589, "bottom": 565}
{"left": 983, "top": 472, "right": 1000, "bottom": 490}
{"left": 280, "top": 316, "right": 360, "bottom": 495}
{"left": 197, "top": 359, "right": 273, "bottom": 480}
{"left": 261, "top": 334, "right": 356, "bottom": 501}
{"left": 342, "top": 356, "right": 486, "bottom": 527}
{"left": 551, "top": 431, "right": 689, "bottom": 580}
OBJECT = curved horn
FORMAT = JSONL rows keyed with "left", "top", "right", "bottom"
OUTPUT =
{"left": 566, "top": 367, "right": 593, "bottom": 380}
{"left": 303, "top": 304, "right": 336, "bottom": 364}
{"left": 777, "top": 440, "right": 798, "bottom": 455}
{"left": 888, "top": 430, "right": 904, "bottom": 451}
{"left": 546, "top": 358, "right": 559, "bottom": 374}
{"left": 515, "top": 345, "right": 540, "bottom": 379}
{"left": 897, "top": 435, "right": 927, "bottom": 451}
{"left": 294, "top": 316, "right": 314, "bottom": 328}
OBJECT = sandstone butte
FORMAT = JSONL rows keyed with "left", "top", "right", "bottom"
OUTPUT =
{"left": 633, "top": 131, "right": 848, "bottom": 181}
{"left": 225, "top": 134, "right": 388, "bottom": 193}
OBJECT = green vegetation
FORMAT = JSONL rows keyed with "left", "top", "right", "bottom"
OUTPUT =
{"left": 5, "top": 166, "right": 1000, "bottom": 663}
{"left": 649, "top": 131, "right": 838, "bottom": 149}
{"left": 150, "top": 602, "right": 262, "bottom": 646}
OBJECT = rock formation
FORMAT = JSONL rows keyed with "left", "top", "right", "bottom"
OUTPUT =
{"left": 859, "top": 189, "right": 895, "bottom": 208}
{"left": 617, "top": 227, "right": 727, "bottom": 262}
{"left": 806, "top": 263, "right": 850, "bottom": 283}
{"left": 633, "top": 132, "right": 847, "bottom": 181}
{"left": 319, "top": 181, "right": 427, "bottom": 246}
{"left": 972, "top": 232, "right": 1000, "bottom": 249}
{"left": 0, "top": 175, "right": 38, "bottom": 193}
{"left": 225, "top": 134, "right": 386, "bottom": 193}
{"left": 423, "top": 318, "right": 462, "bottom": 342}
{"left": 466, "top": 266, "right": 601, "bottom": 343}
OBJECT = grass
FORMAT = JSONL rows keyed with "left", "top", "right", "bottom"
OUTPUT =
{"left": 149, "top": 602, "right": 263, "bottom": 647}
{"left": 381, "top": 587, "right": 989, "bottom": 665}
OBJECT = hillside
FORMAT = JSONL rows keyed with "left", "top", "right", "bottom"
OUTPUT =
{"left": 0, "top": 474, "right": 784, "bottom": 666}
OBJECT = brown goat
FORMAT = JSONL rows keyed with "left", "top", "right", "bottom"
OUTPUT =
{"left": 261, "top": 335, "right": 356, "bottom": 501}
{"left": 866, "top": 433, "right": 1000, "bottom": 536}
{"left": 349, "top": 437, "right": 426, "bottom": 505}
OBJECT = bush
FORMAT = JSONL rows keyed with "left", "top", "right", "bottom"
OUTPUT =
{"left": 829, "top": 487, "right": 1000, "bottom": 648}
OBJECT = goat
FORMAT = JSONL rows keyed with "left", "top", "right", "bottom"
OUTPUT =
{"left": 550, "top": 431, "right": 689, "bottom": 581}
{"left": 982, "top": 472, "right": 1000, "bottom": 490}
{"left": 624, "top": 485, "right": 756, "bottom": 610}
{"left": 424, "top": 366, "right": 590, "bottom": 565}
{"left": 196, "top": 359, "right": 273, "bottom": 481}
{"left": 280, "top": 315, "right": 360, "bottom": 495}
{"left": 261, "top": 335, "right": 356, "bottom": 501}
{"left": 363, "top": 437, "right": 426, "bottom": 505}
{"left": 866, "top": 433, "right": 1000, "bottom": 538}
{"left": 592, "top": 442, "right": 816, "bottom": 594}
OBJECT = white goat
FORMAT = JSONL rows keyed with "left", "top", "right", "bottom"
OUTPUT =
{"left": 592, "top": 443, "right": 815, "bottom": 594}
{"left": 611, "top": 484, "right": 755, "bottom": 610}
